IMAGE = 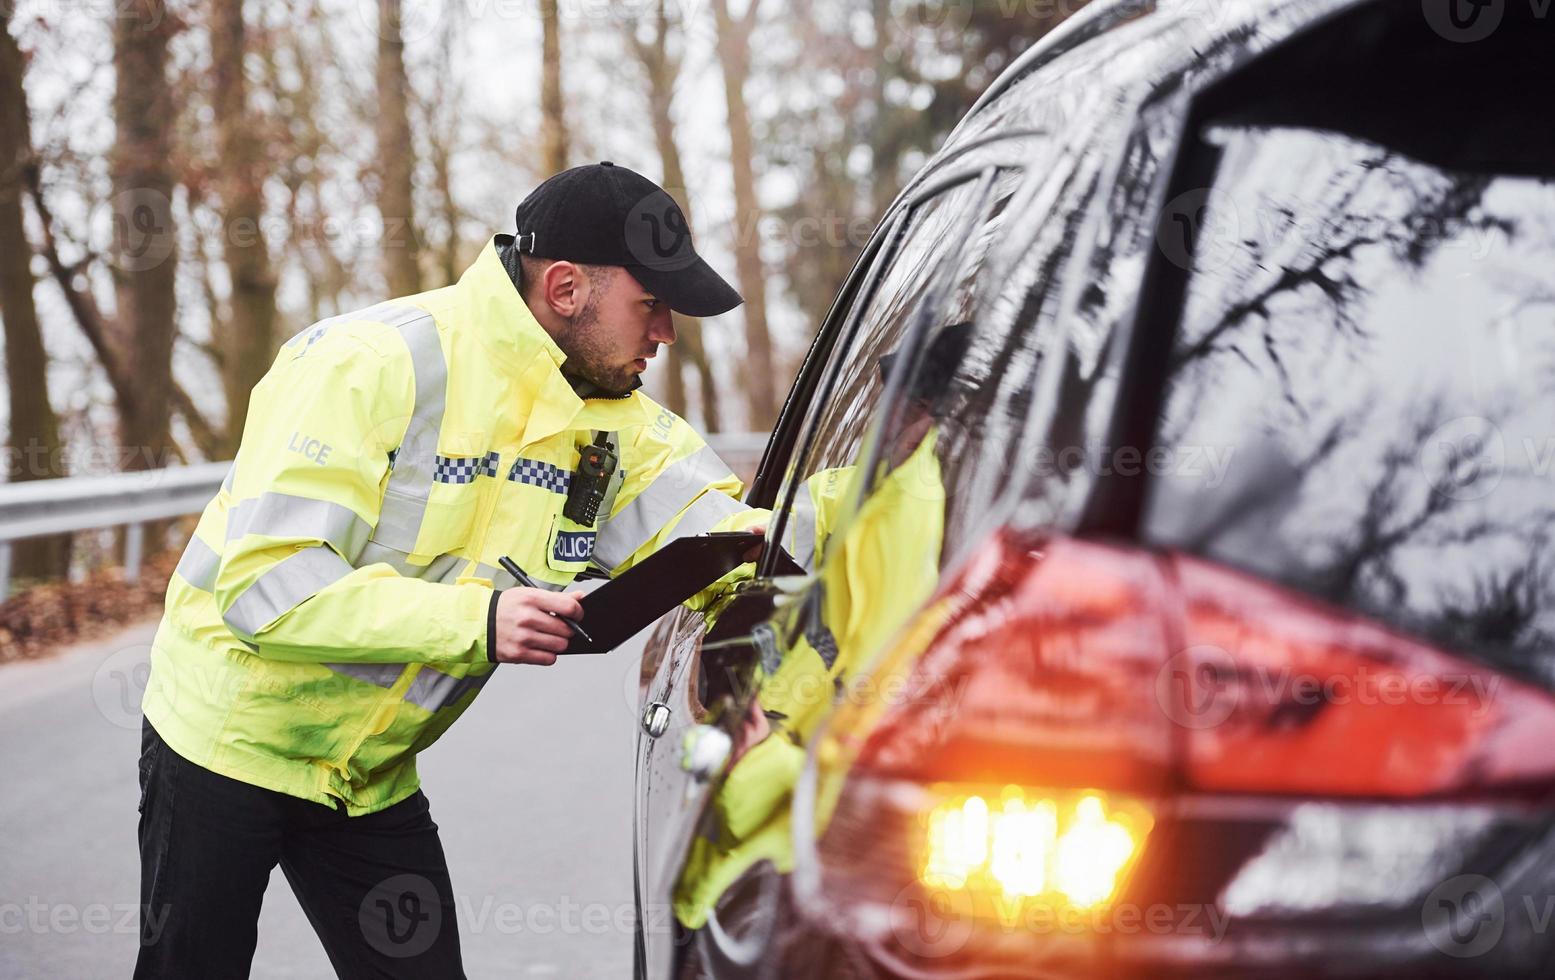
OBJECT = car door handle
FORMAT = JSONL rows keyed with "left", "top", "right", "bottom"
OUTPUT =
{"left": 641, "top": 701, "right": 671, "bottom": 739}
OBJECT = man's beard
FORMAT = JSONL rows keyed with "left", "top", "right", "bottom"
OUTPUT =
{"left": 555, "top": 292, "right": 639, "bottom": 395}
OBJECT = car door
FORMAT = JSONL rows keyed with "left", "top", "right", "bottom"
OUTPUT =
{"left": 639, "top": 133, "right": 1088, "bottom": 974}
{"left": 630, "top": 201, "right": 908, "bottom": 978}
{"left": 631, "top": 168, "right": 1008, "bottom": 977}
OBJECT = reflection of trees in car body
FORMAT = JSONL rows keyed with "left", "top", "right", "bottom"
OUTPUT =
{"left": 998, "top": 107, "right": 1184, "bottom": 532}
{"left": 802, "top": 181, "right": 991, "bottom": 471}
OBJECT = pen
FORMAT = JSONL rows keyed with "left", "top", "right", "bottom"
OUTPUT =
{"left": 497, "top": 556, "right": 596, "bottom": 645}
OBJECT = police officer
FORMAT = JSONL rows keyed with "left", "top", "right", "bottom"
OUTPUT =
{"left": 136, "top": 163, "right": 762, "bottom": 978}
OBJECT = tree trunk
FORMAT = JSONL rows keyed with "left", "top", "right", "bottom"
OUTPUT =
{"left": 869, "top": 0, "right": 899, "bottom": 221}
{"left": 677, "top": 315, "right": 721, "bottom": 433}
{"left": 430, "top": 133, "right": 459, "bottom": 284}
{"left": 210, "top": 0, "right": 278, "bottom": 454}
{"left": 262, "top": 7, "right": 351, "bottom": 320}
{"left": 429, "top": 16, "right": 463, "bottom": 285}
{"left": 539, "top": 0, "right": 568, "bottom": 176}
{"left": 629, "top": 0, "right": 723, "bottom": 429}
{"left": 811, "top": 143, "right": 856, "bottom": 330}
{"left": 711, "top": 0, "right": 776, "bottom": 430}
{"left": 377, "top": 0, "right": 421, "bottom": 295}
{"left": 0, "top": 13, "right": 69, "bottom": 580}
{"left": 111, "top": 0, "right": 179, "bottom": 474}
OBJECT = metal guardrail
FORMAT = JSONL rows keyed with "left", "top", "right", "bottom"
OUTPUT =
{"left": 0, "top": 434, "right": 770, "bottom": 598}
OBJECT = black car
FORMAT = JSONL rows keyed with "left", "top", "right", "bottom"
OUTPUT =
{"left": 634, "top": 1, "right": 1555, "bottom": 976}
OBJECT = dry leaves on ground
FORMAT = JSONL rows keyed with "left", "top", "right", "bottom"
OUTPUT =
{"left": 0, "top": 551, "right": 179, "bottom": 664}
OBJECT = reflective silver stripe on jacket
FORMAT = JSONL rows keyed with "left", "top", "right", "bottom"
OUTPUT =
{"left": 367, "top": 307, "right": 447, "bottom": 553}
{"left": 356, "top": 541, "right": 465, "bottom": 583}
{"left": 282, "top": 300, "right": 400, "bottom": 352}
{"left": 403, "top": 666, "right": 492, "bottom": 712}
{"left": 226, "top": 492, "right": 373, "bottom": 563}
{"left": 593, "top": 445, "right": 743, "bottom": 570}
{"left": 318, "top": 662, "right": 487, "bottom": 711}
{"left": 222, "top": 546, "right": 355, "bottom": 641}
{"left": 174, "top": 535, "right": 221, "bottom": 592}
{"left": 221, "top": 457, "right": 237, "bottom": 495}
{"left": 673, "top": 489, "right": 747, "bottom": 540}
{"left": 323, "top": 662, "right": 405, "bottom": 689}
{"left": 359, "top": 554, "right": 565, "bottom": 590}
{"left": 787, "top": 488, "right": 819, "bottom": 574}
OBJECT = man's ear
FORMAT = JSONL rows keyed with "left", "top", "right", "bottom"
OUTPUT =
{"left": 541, "top": 261, "right": 587, "bottom": 318}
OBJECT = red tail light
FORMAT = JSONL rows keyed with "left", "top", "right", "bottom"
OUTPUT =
{"left": 794, "top": 532, "right": 1174, "bottom": 968}
{"left": 845, "top": 532, "right": 1177, "bottom": 794}
{"left": 1168, "top": 554, "right": 1555, "bottom": 800}
{"left": 794, "top": 530, "right": 1555, "bottom": 974}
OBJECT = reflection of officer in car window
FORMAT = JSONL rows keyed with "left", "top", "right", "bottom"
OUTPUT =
{"left": 773, "top": 319, "right": 970, "bottom": 723}
{"left": 672, "top": 324, "right": 972, "bottom": 931}
{"left": 784, "top": 322, "right": 973, "bottom": 572}
{"left": 877, "top": 324, "right": 971, "bottom": 465}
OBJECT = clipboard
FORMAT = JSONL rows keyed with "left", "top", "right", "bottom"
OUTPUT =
{"left": 563, "top": 532, "right": 799, "bottom": 654}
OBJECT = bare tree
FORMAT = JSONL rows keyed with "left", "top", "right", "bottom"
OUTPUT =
{"left": 210, "top": 0, "right": 279, "bottom": 452}
{"left": 108, "top": 0, "right": 180, "bottom": 473}
{"left": 626, "top": 0, "right": 721, "bottom": 429}
{"left": 711, "top": 0, "right": 777, "bottom": 429}
{"left": 27, "top": 0, "right": 203, "bottom": 486}
{"left": 539, "top": 0, "right": 568, "bottom": 176}
{"left": 259, "top": 0, "right": 357, "bottom": 323}
{"left": 422, "top": 13, "right": 466, "bottom": 285}
{"left": 769, "top": 0, "right": 1075, "bottom": 334}
{"left": 377, "top": 0, "right": 421, "bottom": 295}
{"left": 0, "top": 12, "right": 69, "bottom": 580}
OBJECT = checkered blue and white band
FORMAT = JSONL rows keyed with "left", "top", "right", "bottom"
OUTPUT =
{"left": 433, "top": 451, "right": 500, "bottom": 485}
{"left": 508, "top": 458, "right": 571, "bottom": 495}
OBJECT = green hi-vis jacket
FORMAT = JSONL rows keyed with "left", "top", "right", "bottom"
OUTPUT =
{"left": 144, "top": 237, "right": 757, "bottom": 815}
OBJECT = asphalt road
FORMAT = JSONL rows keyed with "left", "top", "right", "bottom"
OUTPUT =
{"left": 0, "top": 619, "right": 649, "bottom": 979}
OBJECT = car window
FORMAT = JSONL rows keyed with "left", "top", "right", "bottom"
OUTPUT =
{"left": 854, "top": 167, "right": 1051, "bottom": 567}
{"left": 772, "top": 167, "right": 1028, "bottom": 573}
{"left": 1141, "top": 123, "right": 1555, "bottom": 687}
{"left": 733, "top": 169, "right": 1025, "bottom": 773}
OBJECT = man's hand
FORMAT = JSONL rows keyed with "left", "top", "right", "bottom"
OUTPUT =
{"left": 742, "top": 524, "right": 766, "bottom": 562}
{"left": 729, "top": 695, "right": 771, "bottom": 767}
{"left": 491, "top": 588, "right": 586, "bottom": 665}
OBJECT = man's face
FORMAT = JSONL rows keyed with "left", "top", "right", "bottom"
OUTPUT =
{"left": 556, "top": 266, "right": 676, "bottom": 394}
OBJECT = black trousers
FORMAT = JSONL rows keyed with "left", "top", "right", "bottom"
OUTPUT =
{"left": 135, "top": 718, "right": 465, "bottom": 979}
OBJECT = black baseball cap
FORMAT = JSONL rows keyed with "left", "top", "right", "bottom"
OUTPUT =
{"left": 877, "top": 321, "right": 974, "bottom": 404}
{"left": 512, "top": 162, "right": 743, "bottom": 318}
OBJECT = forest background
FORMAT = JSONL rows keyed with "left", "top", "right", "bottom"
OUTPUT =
{"left": 0, "top": 0, "right": 1081, "bottom": 585}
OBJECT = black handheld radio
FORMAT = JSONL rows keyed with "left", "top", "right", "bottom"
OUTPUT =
{"left": 564, "top": 432, "right": 618, "bottom": 527}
